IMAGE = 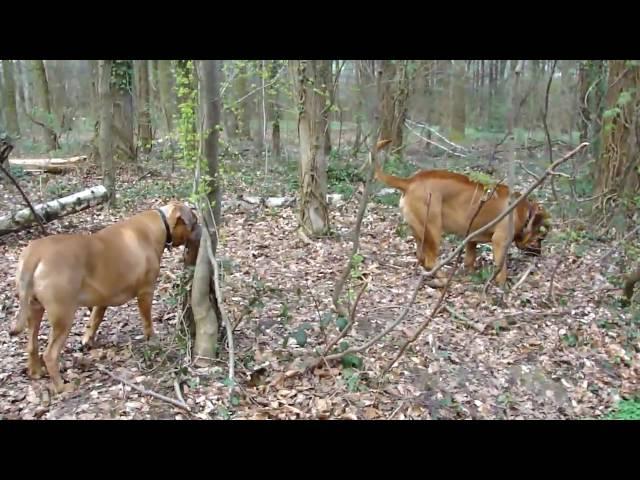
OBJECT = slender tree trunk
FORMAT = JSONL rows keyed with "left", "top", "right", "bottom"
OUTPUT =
{"left": 111, "top": 61, "right": 136, "bottom": 162}
{"left": 449, "top": 61, "right": 466, "bottom": 141}
{"left": 439, "top": 60, "right": 452, "bottom": 130}
{"left": 318, "top": 60, "right": 333, "bottom": 156}
{"left": 198, "top": 60, "right": 222, "bottom": 250}
{"left": 290, "top": 60, "right": 330, "bottom": 236}
{"left": 579, "top": 60, "right": 606, "bottom": 160}
{"left": 234, "top": 62, "right": 252, "bottom": 140}
{"left": 352, "top": 61, "right": 365, "bottom": 153}
{"left": 89, "top": 60, "right": 99, "bottom": 123}
{"left": 157, "top": 60, "right": 174, "bottom": 134}
{"left": 134, "top": 60, "right": 153, "bottom": 153}
{"left": 267, "top": 60, "right": 281, "bottom": 161}
{"left": 378, "top": 60, "right": 410, "bottom": 150}
{"left": 29, "top": 60, "right": 57, "bottom": 151}
{"left": 14, "top": 60, "right": 27, "bottom": 119}
{"left": 98, "top": 60, "right": 115, "bottom": 205}
{"left": 2, "top": 60, "right": 20, "bottom": 137}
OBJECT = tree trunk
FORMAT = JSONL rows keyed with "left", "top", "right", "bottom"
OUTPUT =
{"left": 0, "top": 185, "right": 108, "bottom": 236}
{"left": 157, "top": 60, "right": 174, "bottom": 134}
{"left": 234, "top": 62, "right": 252, "bottom": 140}
{"left": 595, "top": 60, "right": 640, "bottom": 199}
{"left": 9, "top": 155, "right": 87, "bottom": 173}
{"left": 290, "top": 60, "right": 330, "bottom": 236}
{"left": 111, "top": 60, "right": 136, "bottom": 162}
{"left": 318, "top": 60, "right": 333, "bottom": 156}
{"left": 439, "top": 60, "right": 452, "bottom": 131}
{"left": 579, "top": 60, "right": 606, "bottom": 159}
{"left": 352, "top": 61, "right": 365, "bottom": 153}
{"left": 378, "top": 60, "right": 410, "bottom": 150}
{"left": 89, "top": 60, "right": 99, "bottom": 123}
{"left": 14, "top": 60, "right": 27, "bottom": 119}
{"left": 449, "top": 61, "right": 466, "bottom": 141}
{"left": 98, "top": 60, "right": 115, "bottom": 205}
{"left": 267, "top": 60, "right": 281, "bottom": 161}
{"left": 29, "top": 60, "right": 57, "bottom": 151}
{"left": 134, "top": 60, "right": 153, "bottom": 153}
{"left": 2, "top": 60, "right": 20, "bottom": 137}
{"left": 190, "top": 60, "right": 222, "bottom": 366}
{"left": 198, "top": 60, "right": 222, "bottom": 251}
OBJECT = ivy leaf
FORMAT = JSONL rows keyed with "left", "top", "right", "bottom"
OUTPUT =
{"left": 336, "top": 316, "right": 348, "bottom": 331}
{"left": 341, "top": 353, "right": 363, "bottom": 369}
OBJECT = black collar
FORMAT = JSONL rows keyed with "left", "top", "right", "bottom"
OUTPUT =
{"left": 156, "top": 208, "right": 173, "bottom": 248}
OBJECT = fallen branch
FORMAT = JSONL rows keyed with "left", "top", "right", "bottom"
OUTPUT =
{"left": 9, "top": 155, "right": 87, "bottom": 174}
{"left": 406, "top": 118, "right": 469, "bottom": 153}
{"left": 0, "top": 185, "right": 108, "bottom": 236}
{"left": 0, "top": 145, "right": 48, "bottom": 236}
{"left": 97, "top": 366, "right": 191, "bottom": 413}
{"left": 511, "top": 263, "right": 535, "bottom": 294}
{"left": 405, "top": 120, "right": 467, "bottom": 158}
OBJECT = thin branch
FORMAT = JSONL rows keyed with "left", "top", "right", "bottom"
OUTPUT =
{"left": 0, "top": 145, "right": 48, "bottom": 236}
{"left": 231, "top": 64, "right": 286, "bottom": 106}
{"left": 511, "top": 263, "right": 535, "bottom": 294}
{"left": 97, "top": 366, "right": 191, "bottom": 413}
{"left": 322, "top": 281, "right": 368, "bottom": 358}
{"left": 542, "top": 60, "right": 559, "bottom": 202}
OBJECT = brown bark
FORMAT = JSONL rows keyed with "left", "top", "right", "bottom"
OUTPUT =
{"left": 134, "top": 60, "right": 153, "bottom": 153}
{"left": 198, "top": 60, "right": 222, "bottom": 251}
{"left": 98, "top": 60, "right": 115, "bottom": 204}
{"left": 449, "top": 61, "right": 466, "bottom": 141}
{"left": 378, "top": 60, "right": 410, "bottom": 150}
{"left": 290, "top": 60, "right": 330, "bottom": 236}
{"left": 235, "top": 62, "right": 252, "bottom": 140}
{"left": 318, "top": 60, "right": 333, "bottom": 156}
{"left": 267, "top": 61, "right": 281, "bottom": 161}
{"left": 111, "top": 61, "right": 136, "bottom": 162}
{"left": 157, "top": 60, "right": 174, "bottom": 134}
{"left": 2, "top": 60, "right": 20, "bottom": 137}
{"left": 595, "top": 60, "right": 640, "bottom": 198}
{"left": 29, "top": 60, "right": 57, "bottom": 151}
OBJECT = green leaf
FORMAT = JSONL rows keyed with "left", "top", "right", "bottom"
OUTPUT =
{"left": 320, "top": 312, "right": 333, "bottom": 329}
{"left": 292, "top": 328, "right": 307, "bottom": 347}
{"left": 336, "top": 316, "right": 348, "bottom": 331}
{"left": 339, "top": 341, "right": 350, "bottom": 352}
{"left": 341, "top": 353, "right": 363, "bottom": 369}
{"left": 230, "top": 395, "right": 240, "bottom": 406}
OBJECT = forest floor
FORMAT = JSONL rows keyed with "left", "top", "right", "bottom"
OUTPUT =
{"left": 1, "top": 137, "right": 639, "bottom": 420}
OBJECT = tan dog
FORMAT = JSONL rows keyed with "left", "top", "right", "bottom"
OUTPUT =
{"left": 9, "top": 201, "right": 201, "bottom": 394}
{"left": 375, "top": 164, "right": 550, "bottom": 286}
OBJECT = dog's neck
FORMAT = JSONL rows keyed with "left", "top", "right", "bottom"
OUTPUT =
{"left": 156, "top": 207, "right": 173, "bottom": 249}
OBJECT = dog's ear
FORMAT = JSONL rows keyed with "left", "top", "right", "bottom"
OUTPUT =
{"left": 175, "top": 204, "right": 197, "bottom": 230}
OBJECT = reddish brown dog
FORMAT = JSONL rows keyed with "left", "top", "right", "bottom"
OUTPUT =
{"left": 9, "top": 201, "right": 201, "bottom": 394}
{"left": 375, "top": 164, "right": 550, "bottom": 286}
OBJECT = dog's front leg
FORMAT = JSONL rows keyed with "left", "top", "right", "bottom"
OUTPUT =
{"left": 491, "top": 233, "right": 509, "bottom": 285}
{"left": 82, "top": 306, "right": 107, "bottom": 348}
{"left": 464, "top": 242, "right": 477, "bottom": 271}
{"left": 137, "top": 291, "right": 155, "bottom": 340}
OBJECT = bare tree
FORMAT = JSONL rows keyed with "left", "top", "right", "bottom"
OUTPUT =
{"left": 98, "top": 60, "right": 115, "bottom": 205}
{"left": 157, "top": 60, "right": 174, "bottom": 135}
{"left": 449, "top": 60, "right": 466, "bottom": 141}
{"left": 290, "top": 60, "right": 330, "bottom": 236}
{"left": 111, "top": 61, "right": 136, "bottom": 162}
{"left": 134, "top": 60, "right": 153, "bottom": 153}
{"left": 190, "top": 59, "right": 223, "bottom": 365}
{"left": 2, "top": 60, "right": 20, "bottom": 137}
{"left": 29, "top": 60, "right": 57, "bottom": 151}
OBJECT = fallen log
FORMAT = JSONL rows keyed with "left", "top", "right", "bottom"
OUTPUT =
{"left": 8, "top": 155, "right": 87, "bottom": 174}
{"left": 0, "top": 185, "right": 108, "bottom": 236}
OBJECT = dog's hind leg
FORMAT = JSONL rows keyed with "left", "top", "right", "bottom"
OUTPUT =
{"left": 82, "top": 306, "right": 107, "bottom": 348}
{"left": 42, "top": 305, "right": 76, "bottom": 394}
{"left": 26, "top": 302, "right": 45, "bottom": 379}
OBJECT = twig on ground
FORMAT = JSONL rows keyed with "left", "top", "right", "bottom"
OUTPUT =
{"left": 97, "top": 366, "right": 191, "bottom": 413}
{"left": 548, "top": 256, "right": 564, "bottom": 303}
{"left": 511, "top": 263, "right": 535, "bottom": 294}
{"left": 174, "top": 379, "right": 186, "bottom": 406}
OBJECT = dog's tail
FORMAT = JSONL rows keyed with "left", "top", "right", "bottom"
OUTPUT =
{"left": 9, "top": 249, "right": 40, "bottom": 336}
{"left": 372, "top": 139, "right": 411, "bottom": 193}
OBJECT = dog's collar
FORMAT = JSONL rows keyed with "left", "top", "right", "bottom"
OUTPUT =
{"left": 156, "top": 208, "right": 173, "bottom": 249}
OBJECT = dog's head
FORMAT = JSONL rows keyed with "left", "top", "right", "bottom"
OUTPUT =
{"left": 514, "top": 200, "right": 551, "bottom": 256}
{"left": 164, "top": 201, "right": 201, "bottom": 265}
